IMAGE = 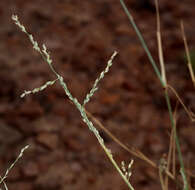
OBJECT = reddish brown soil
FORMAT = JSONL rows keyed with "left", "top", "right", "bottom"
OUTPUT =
{"left": 0, "top": 0, "right": 195, "bottom": 189}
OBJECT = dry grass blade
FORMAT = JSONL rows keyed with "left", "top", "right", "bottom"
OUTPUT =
{"left": 172, "top": 106, "right": 177, "bottom": 178}
{"left": 155, "top": 0, "right": 167, "bottom": 85}
{"left": 85, "top": 109, "right": 175, "bottom": 180}
{"left": 167, "top": 85, "right": 195, "bottom": 122}
{"left": 165, "top": 103, "right": 178, "bottom": 189}
{"left": 181, "top": 21, "right": 195, "bottom": 86}
{"left": 186, "top": 159, "right": 193, "bottom": 190}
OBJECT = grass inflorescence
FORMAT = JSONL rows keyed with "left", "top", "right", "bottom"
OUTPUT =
{"left": 8, "top": 1, "right": 194, "bottom": 189}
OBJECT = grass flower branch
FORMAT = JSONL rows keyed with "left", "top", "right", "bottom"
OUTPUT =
{"left": 83, "top": 51, "right": 118, "bottom": 107}
{"left": 0, "top": 145, "right": 29, "bottom": 190}
{"left": 12, "top": 15, "right": 134, "bottom": 190}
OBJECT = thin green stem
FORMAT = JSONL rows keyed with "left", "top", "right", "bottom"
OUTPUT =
{"left": 119, "top": 0, "right": 165, "bottom": 87}
{"left": 164, "top": 90, "right": 188, "bottom": 190}
{"left": 119, "top": 1, "right": 188, "bottom": 189}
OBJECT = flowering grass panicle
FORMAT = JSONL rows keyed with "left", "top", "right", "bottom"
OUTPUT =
{"left": 0, "top": 145, "right": 29, "bottom": 190}
{"left": 12, "top": 14, "right": 134, "bottom": 190}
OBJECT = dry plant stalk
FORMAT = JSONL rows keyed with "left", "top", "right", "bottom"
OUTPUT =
{"left": 86, "top": 109, "right": 175, "bottom": 180}
{"left": 165, "top": 104, "right": 178, "bottom": 189}
{"left": 155, "top": 0, "right": 167, "bottom": 86}
{"left": 181, "top": 21, "right": 195, "bottom": 86}
{"left": 167, "top": 85, "right": 195, "bottom": 122}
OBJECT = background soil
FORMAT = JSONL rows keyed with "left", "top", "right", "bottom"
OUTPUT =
{"left": 0, "top": 0, "right": 195, "bottom": 189}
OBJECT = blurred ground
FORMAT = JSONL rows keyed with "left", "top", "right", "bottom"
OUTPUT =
{"left": 0, "top": 0, "right": 195, "bottom": 189}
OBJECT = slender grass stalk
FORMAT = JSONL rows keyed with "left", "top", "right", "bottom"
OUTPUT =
{"left": 119, "top": 1, "right": 188, "bottom": 189}
{"left": 155, "top": 0, "right": 167, "bottom": 85}
{"left": 164, "top": 90, "right": 187, "bottom": 185}
{"left": 12, "top": 15, "right": 134, "bottom": 190}
{"left": 165, "top": 105, "right": 178, "bottom": 188}
{"left": 119, "top": 0, "right": 165, "bottom": 87}
{"left": 181, "top": 21, "right": 195, "bottom": 86}
{"left": 180, "top": 167, "right": 188, "bottom": 190}
{"left": 167, "top": 85, "right": 195, "bottom": 122}
{"left": 86, "top": 109, "right": 175, "bottom": 180}
{"left": 0, "top": 145, "right": 29, "bottom": 189}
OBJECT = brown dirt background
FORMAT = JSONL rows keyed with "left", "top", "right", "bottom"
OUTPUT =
{"left": 0, "top": 0, "right": 195, "bottom": 189}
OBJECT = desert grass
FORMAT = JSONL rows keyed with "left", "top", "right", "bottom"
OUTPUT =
{"left": 119, "top": 0, "right": 194, "bottom": 189}
{"left": 2, "top": 1, "right": 193, "bottom": 189}
{"left": 12, "top": 14, "right": 135, "bottom": 190}
{"left": 0, "top": 146, "right": 29, "bottom": 190}
{"left": 181, "top": 21, "right": 195, "bottom": 86}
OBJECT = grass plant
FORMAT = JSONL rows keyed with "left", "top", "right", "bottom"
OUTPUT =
{"left": 0, "top": 146, "right": 29, "bottom": 190}
{"left": 12, "top": 15, "right": 134, "bottom": 190}
{"left": 119, "top": 0, "right": 193, "bottom": 189}
{"left": 7, "top": 1, "right": 194, "bottom": 189}
{"left": 181, "top": 21, "right": 195, "bottom": 86}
